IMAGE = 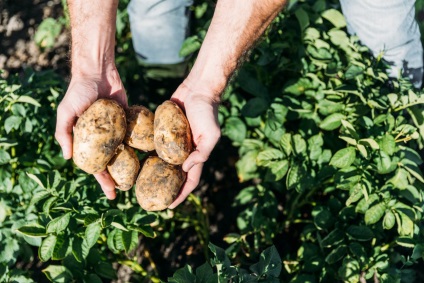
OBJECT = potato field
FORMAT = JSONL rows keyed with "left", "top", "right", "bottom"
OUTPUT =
{"left": 3, "top": 0, "right": 424, "bottom": 282}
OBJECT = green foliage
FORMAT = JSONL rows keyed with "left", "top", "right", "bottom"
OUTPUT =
{"left": 213, "top": 0, "right": 424, "bottom": 281}
{"left": 5, "top": 0, "right": 424, "bottom": 282}
{"left": 0, "top": 70, "right": 159, "bottom": 282}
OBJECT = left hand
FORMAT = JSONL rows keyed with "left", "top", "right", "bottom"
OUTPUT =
{"left": 168, "top": 82, "right": 221, "bottom": 208}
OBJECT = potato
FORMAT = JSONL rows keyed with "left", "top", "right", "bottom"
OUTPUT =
{"left": 107, "top": 144, "right": 140, "bottom": 191}
{"left": 124, "top": 105, "right": 155, "bottom": 152}
{"left": 73, "top": 99, "right": 126, "bottom": 174}
{"left": 154, "top": 100, "right": 193, "bottom": 165}
{"left": 135, "top": 156, "right": 186, "bottom": 211}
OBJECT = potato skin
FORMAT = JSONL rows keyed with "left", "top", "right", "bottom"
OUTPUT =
{"left": 154, "top": 100, "right": 193, "bottom": 165}
{"left": 73, "top": 99, "right": 126, "bottom": 174}
{"left": 136, "top": 156, "right": 186, "bottom": 211}
{"left": 107, "top": 145, "right": 140, "bottom": 191}
{"left": 124, "top": 105, "right": 155, "bottom": 152}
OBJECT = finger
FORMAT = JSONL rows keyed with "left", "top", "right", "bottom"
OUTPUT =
{"left": 55, "top": 103, "right": 76, "bottom": 160}
{"left": 183, "top": 133, "right": 220, "bottom": 172}
{"left": 93, "top": 170, "right": 117, "bottom": 200}
{"left": 168, "top": 163, "right": 203, "bottom": 209}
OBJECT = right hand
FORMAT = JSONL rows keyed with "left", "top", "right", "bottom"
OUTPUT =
{"left": 55, "top": 67, "right": 127, "bottom": 200}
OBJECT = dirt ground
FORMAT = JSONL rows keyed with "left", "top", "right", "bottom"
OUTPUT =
{"left": 0, "top": 0, "right": 69, "bottom": 78}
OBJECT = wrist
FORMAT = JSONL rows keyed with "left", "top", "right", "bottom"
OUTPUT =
{"left": 70, "top": 33, "right": 116, "bottom": 78}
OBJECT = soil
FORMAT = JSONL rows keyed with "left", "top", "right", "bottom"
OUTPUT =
{"left": 0, "top": 0, "right": 69, "bottom": 78}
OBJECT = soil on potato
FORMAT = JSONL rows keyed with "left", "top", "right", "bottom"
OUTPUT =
{"left": 2, "top": 0, "right": 245, "bottom": 281}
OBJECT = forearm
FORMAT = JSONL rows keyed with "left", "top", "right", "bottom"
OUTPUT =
{"left": 68, "top": 0, "right": 119, "bottom": 77}
{"left": 185, "top": 0, "right": 287, "bottom": 100}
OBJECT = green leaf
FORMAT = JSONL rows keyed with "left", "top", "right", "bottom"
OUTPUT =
{"left": 396, "top": 237, "right": 415, "bottom": 248}
{"left": 249, "top": 246, "right": 282, "bottom": 278}
{"left": 344, "top": 65, "right": 363, "bottom": 80}
{"left": 359, "top": 138, "right": 379, "bottom": 150}
{"left": 321, "top": 8, "right": 346, "bottom": 28}
{"left": 34, "top": 18, "right": 62, "bottom": 49}
{"left": 42, "top": 265, "right": 72, "bottom": 283}
{"left": 267, "top": 160, "right": 289, "bottom": 181}
{"left": 397, "top": 210, "right": 414, "bottom": 237}
{"left": 348, "top": 243, "right": 367, "bottom": 264}
{"left": 346, "top": 225, "right": 374, "bottom": 241}
{"left": 16, "top": 225, "right": 47, "bottom": 237}
{"left": 237, "top": 69, "right": 269, "bottom": 98}
{"left": 284, "top": 78, "right": 312, "bottom": 95}
{"left": 0, "top": 149, "right": 11, "bottom": 165}
{"left": 26, "top": 173, "right": 47, "bottom": 189}
{"left": 195, "top": 262, "right": 217, "bottom": 283}
{"left": 223, "top": 117, "right": 247, "bottom": 144}
{"left": 52, "top": 233, "right": 69, "bottom": 260}
{"left": 95, "top": 262, "right": 116, "bottom": 280}
{"left": 241, "top": 97, "right": 269, "bottom": 117}
{"left": 412, "top": 244, "right": 424, "bottom": 260}
{"left": 39, "top": 234, "right": 57, "bottom": 262}
{"left": 376, "top": 151, "right": 397, "bottom": 174}
{"left": 346, "top": 183, "right": 363, "bottom": 206}
{"left": 85, "top": 222, "right": 101, "bottom": 249}
{"left": 325, "top": 245, "right": 347, "bottom": 265}
{"left": 292, "top": 134, "right": 306, "bottom": 155}
{"left": 84, "top": 274, "right": 102, "bottom": 283}
{"left": 321, "top": 229, "right": 345, "bottom": 248}
{"left": 319, "top": 113, "right": 345, "bottom": 130}
{"left": 389, "top": 168, "right": 409, "bottom": 190}
{"left": 47, "top": 212, "right": 71, "bottom": 234}
{"left": 121, "top": 230, "right": 138, "bottom": 254}
{"left": 280, "top": 133, "right": 292, "bottom": 156}
{"left": 383, "top": 210, "right": 396, "bottom": 230}
{"left": 127, "top": 224, "right": 156, "bottom": 238}
{"left": 330, "top": 147, "right": 356, "bottom": 168}
{"left": 403, "top": 164, "right": 424, "bottom": 183}
{"left": 168, "top": 265, "right": 196, "bottom": 283}
{"left": 379, "top": 134, "right": 396, "bottom": 155}
{"left": 365, "top": 203, "right": 386, "bottom": 225}
{"left": 256, "top": 148, "right": 284, "bottom": 167}
{"left": 16, "top": 95, "right": 42, "bottom": 107}
{"left": 314, "top": 209, "right": 334, "bottom": 230}
{"left": 179, "top": 36, "right": 201, "bottom": 57}
{"left": 295, "top": 7, "right": 310, "bottom": 31}
{"left": 4, "top": 116, "right": 23, "bottom": 133}
{"left": 110, "top": 221, "right": 129, "bottom": 232}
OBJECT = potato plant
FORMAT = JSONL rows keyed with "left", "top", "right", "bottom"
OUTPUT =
{"left": 212, "top": 1, "right": 424, "bottom": 282}
{"left": 3, "top": 0, "right": 424, "bottom": 282}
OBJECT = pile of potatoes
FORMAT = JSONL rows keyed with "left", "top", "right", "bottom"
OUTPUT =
{"left": 72, "top": 99, "right": 193, "bottom": 211}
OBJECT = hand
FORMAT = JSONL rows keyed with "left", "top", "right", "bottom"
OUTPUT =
{"left": 168, "top": 82, "right": 221, "bottom": 209}
{"left": 55, "top": 67, "right": 127, "bottom": 200}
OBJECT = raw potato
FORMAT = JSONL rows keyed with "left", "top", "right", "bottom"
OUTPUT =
{"left": 136, "top": 156, "right": 186, "bottom": 211}
{"left": 73, "top": 99, "right": 126, "bottom": 174}
{"left": 124, "top": 105, "right": 155, "bottom": 152}
{"left": 154, "top": 100, "right": 193, "bottom": 165}
{"left": 107, "top": 144, "right": 140, "bottom": 191}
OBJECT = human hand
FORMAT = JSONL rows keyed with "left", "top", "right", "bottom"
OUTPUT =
{"left": 55, "top": 67, "right": 127, "bottom": 200}
{"left": 168, "top": 82, "right": 221, "bottom": 209}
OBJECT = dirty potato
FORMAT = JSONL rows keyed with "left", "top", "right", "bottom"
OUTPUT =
{"left": 107, "top": 144, "right": 140, "bottom": 191}
{"left": 73, "top": 99, "right": 126, "bottom": 174}
{"left": 154, "top": 100, "right": 193, "bottom": 165}
{"left": 124, "top": 105, "right": 155, "bottom": 152}
{"left": 135, "top": 156, "right": 186, "bottom": 211}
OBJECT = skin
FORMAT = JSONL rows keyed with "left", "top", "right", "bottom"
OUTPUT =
{"left": 55, "top": 0, "right": 287, "bottom": 206}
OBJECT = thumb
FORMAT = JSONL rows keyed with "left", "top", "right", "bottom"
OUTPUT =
{"left": 55, "top": 104, "right": 76, "bottom": 160}
{"left": 182, "top": 133, "right": 220, "bottom": 172}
